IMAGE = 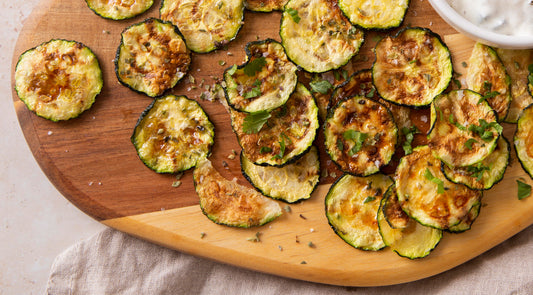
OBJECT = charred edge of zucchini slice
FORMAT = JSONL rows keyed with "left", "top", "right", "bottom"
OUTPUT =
{"left": 442, "top": 136, "right": 510, "bottom": 190}
{"left": 115, "top": 18, "right": 191, "bottom": 98}
{"left": 85, "top": 0, "right": 154, "bottom": 20}
{"left": 325, "top": 173, "right": 393, "bottom": 251}
{"left": 324, "top": 96, "right": 398, "bottom": 176}
{"left": 381, "top": 185, "right": 409, "bottom": 229}
{"left": 193, "top": 159, "right": 282, "bottom": 228}
{"left": 230, "top": 83, "right": 319, "bottom": 167}
{"left": 160, "top": 0, "right": 245, "bottom": 53}
{"left": 240, "top": 146, "right": 320, "bottom": 203}
{"left": 279, "top": 0, "right": 365, "bottom": 73}
{"left": 377, "top": 185, "right": 443, "bottom": 259}
{"left": 466, "top": 43, "right": 512, "bottom": 122}
{"left": 395, "top": 145, "right": 483, "bottom": 230}
{"left": 514, "top": 103, "right": 533, "bottom": 180}
{"left": 14, "top": 39, "right": 103, "bottom": 122}
{"left": 447, "top": 201, "right": 481, "bottom": 233}
{"left": 338, "top": 0, "right": 410, "bottom": 30}
{"left": 131, "top": 94, "right": 215, "bottom": 173}
{"left": 245, "top": 0, "right": 288, "bottom": 12}
{"left": 224, "top": 39, "right": 298, "bottom": 113}
{"left": 372, "top": 27, "right": 452, "bottom": 108}
{"left": 428, "top": 89, "right": 501, "bottom": 168}
{"left": 329, "top": 69, "right": 376, "bottom": 114}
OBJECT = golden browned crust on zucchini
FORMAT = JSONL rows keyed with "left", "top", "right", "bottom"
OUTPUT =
{"left": 338, "top": 0, "right": 409, "bottom": 29}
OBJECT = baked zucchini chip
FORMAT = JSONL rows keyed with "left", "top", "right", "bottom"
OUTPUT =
{"left": 230, "top": 83, "right": 319, "bottom": 167}
{"left": 442, "top": 136, "right": 510, "bottom": 190}
{"left": 496, "top": 48, "right": 533, "bottom": 123}
{"left": 115, "top": 18, "right": 191, "bottom": 97}
{"left": 279, "top": 0, "right": 364, "bottom": 73}
{"left": 132, "top": 94, "right": 214, "bottom": 173}
{"left": 224, "top": 39, "right": 298, "bottom": 113}
{"left": 448, "top": 201, "right": 481, "bottom": 233}
{"left": 395, "top": 145, "right": 482, "bottom": 229}
{"left": 194, "top": 159, "right": 282, "bottom": 227}
{"left": 338, "top": 0, "right": 409, "bottom": 30}
{"left": 160, "top": 0, "right": 244, "bottom": 53}
{"left": 372, "top": 27, "right": 452, "bottom": 107}
{"left": 245, "top": 0, "right": 287, "bottom": 11}
{"left": 325, "top": 173, "right": 393, "bottom": 251}
{"left": 428, "top": 90, "right": 502, "bottom": 167}
{"left": 324, "top": 96, "right": 398, "bottom": 176}
{"left": 515, "top": 104, "right": 533, "bottom": 179}
{"left": 85, "top": 0, "right": 154, "bottom": 20}
{"left": 466, "top": 43, "right": 511, "bottom": 121}
{"left": 377, "top": 186, "right": 442, "bottom": 259}
{"left": 14, "top": 39, "right": 102, "bottom": 121}
{"left": 241, "top": 146, "right": 320, "bottom": 203}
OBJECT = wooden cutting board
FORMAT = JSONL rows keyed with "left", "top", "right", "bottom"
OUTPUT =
{"left": 11, "top": 0, "right": 533, "bottom": 286}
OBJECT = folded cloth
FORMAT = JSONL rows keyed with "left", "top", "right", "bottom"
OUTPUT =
{"left": 46, "top": 226, "right": 533, "bottom": 295}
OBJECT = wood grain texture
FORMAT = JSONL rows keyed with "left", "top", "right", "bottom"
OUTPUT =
{"left": 11, "top": 0, "right": 533, "bottom": 286}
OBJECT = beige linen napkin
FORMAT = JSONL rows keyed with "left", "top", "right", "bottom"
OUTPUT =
{"left": 46, "top": 227, "right": 533, "bottom": 295}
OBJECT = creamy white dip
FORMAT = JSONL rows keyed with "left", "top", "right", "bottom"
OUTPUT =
{"left": 447, "top": 0, "right": 533, "bottom": 36}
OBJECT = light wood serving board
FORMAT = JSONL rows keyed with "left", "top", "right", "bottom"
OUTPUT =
{"left": 11, "top": 0, "right": 533, "bottom": 286}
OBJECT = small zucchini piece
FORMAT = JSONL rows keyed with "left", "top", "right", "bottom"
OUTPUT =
{"left": 428, "top": 89, "right": 501, "bottom": 168}
{"left": 338, "top": 0, "right": 409, "bottom": 30}
{"left": 160, "top": 0, "right": 244, "bottom": 53}
{"left": 372, "top": 27, "right": 452, "bottom": 107}
{"left": 132, "top": 94, "right": 215, "bottom": 173}
{"left": 193, "top": 159, "right": 282, "bottom": 227}
{"left": 515, "top": 103, "right": 533, "bottom": 179}
{"left": 85, "top": 0, "right": 154, "bottom": 20}
{"left": 115, "top": 18, "right": 191, "bottom": 97}
{"left": 14, "top": 39, "right": 102, "bottom": 122}
{"left": 324, "top": 96, "right": 398, "bottom": 176}
{"left": 448, "top": 201, "right": 481, "bottom": 233}
{"left": 377, "top": 185, "right": 442, "bottom": 259}
{"left": 325, "top": 173, "right": 393, "bottom": 251}
{"left": 380, "top": 184, "right": 409, "bottom": 229}
{"left": 224, "top": 39, "right": 298, "bottom": 113}
{"left": 442, "top": 136, "right": 510, "bottom": 190}
{"left": 496, "top": 48, "right": 533, "bottom": 123}
{"left": 245, "top": 0, "right": 287, "bottom": 12}
{"left": 279, "top": 0, "right": 364, "bottom": 73}
{"left": 240, "top": 146, "right": 320, "bottom": 203}
{"left": 230, "top": 83, "right": 319, "bottom": 167}
{"left": 466, "top": 43, "right": 512, "bottom": 121}
{"left": 395, "top": 145, "right": 482, "bottom": 230}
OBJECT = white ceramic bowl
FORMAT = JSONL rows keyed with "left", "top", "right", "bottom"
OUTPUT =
{"left": 428, "top": 0, "right": 533, "bottom": 49}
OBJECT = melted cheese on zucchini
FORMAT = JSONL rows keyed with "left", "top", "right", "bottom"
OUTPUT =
{"left": 132, "top": 95, "right": 214, "bottom": 173}
{"left": 339, "top": 0, "right": 409, "bottom": 29}
{"left": 194, "top": 159, "right": 282, "bottom": 227}
{"left": 515, "top": 104, "right": 533, "bottom": 179}
{"left": 14, "top": 39, "right": 102, "bottom": 121}
{"left": 245, "top": 0, "right": 287, "bottom": 11}
{"left": 160, "top": 0, "right": 244, "bottom": 53}
{"left": 395, "top": 146, "right": 482, "bottom": 229}
{"left": 116, "top": 18, "right": 190, "bottom": 97}
{"left": 280, "top": 0, "right": 364, "bottom": 73}
{"left": 85, "top": 0, "right": 154, "bottom": 20}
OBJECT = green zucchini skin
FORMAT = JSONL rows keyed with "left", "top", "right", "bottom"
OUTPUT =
{"left": 338, "top": 0, "right": 409, "bottom": 30}
{"left": 515, "top": 103, "right": 533, "bottom": 180}
{"left": 85, "top": 0, "right": 154, "bottom": 20}
{"left": 115, "top": 18, "right": 191, "bottom": 98}
{"left": 131, "top": 94, "right": 215, "bottom": 173}
{"left": 14, "top": 39, "right": 103, "bottom": 122}
{"left": 447, "top": 201, "right": 481, "bottom": 233}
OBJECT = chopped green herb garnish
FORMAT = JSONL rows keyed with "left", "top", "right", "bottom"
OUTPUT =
{"left": 402, "top": 126, "right": 419, "bottom": 155}
{"left": 363, "top": 196, "right": 376, "bottom": 203}
{"left": 342, "top": 69, "right": 349, "bottom": 80}
{"left": 409, "top": 59, "right": 418, "bottom": 64}
{"left": 517, "top": 179, "right": 531, "bottom": 200}
{"left": 424, "top": 168, "right": 445, "bottom": 194}
{"left": 260, "top": 146, "right": 272, "bottom": 154}
{"left": 478, "top": 91, "right": 500, "bottom": 104}
{"left": 286, "top": 8, "right": 301, "bottom": 23}
{"left": 336, "top": 139, "right": 344, "bottom": 151}
{"left": 243, "top": 57, "right": 266, "bottom": 76}
{"left": 365, "top": 87, "right": 376, "bottom": 98}
{"left": 466, "top": 163, "right": 490, "bottom": 181}
{"left": 343, "top": 130, "right": 368, "bottom": 156}
{"left": 309, "top": 80, "right": 333, "bottom": 94}
{"left": 468, "top": 119, "right": 502, "bottom": 142}
{"left": 448, "top": 114, "right": 467, "bottom": 131}
{"left": 271, "top": 136, "right": 286, "bottom": 160}
{"left": 244, "top": 79, "right": 262, "bottom": 99}
{"left": 242, "top": 110, "right": 271, "bottom": 134}
{"left": 464, "top": 138, "right": 478, "bottom": 150}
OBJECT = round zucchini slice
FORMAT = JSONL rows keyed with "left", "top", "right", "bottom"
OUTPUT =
{"left": 428, "top": 89, "right": 501, "bottom": 167}
{"left": 240, "top": 146, "right": 320, "bottom": 203}
{"left": 395, "top": 145, "right": 482, "bottom": 230}
{"left": 193, "top": 159, "right": 282, "bottom": 228}
{"left": 448, "top": 201, "right": 481, "bottom": 233}
{"left": 325, "top": 173, "right": 393, "bottom": 251}
{"left": 465, "top": 43, "right": 511, "bottom": 121}
{"left": 515, "top": 104, "right": 533, "bottom": 179}
{"left": 377, "top": 186, "right": 442, "bottom": 259}
{"left": 224, "top": 39, "right": 298, "bottom": 113}
{"left": 132, "top": 94, "right": 214, "bottom": 173}
{"left": 372, "top": 27, "right": 452, "bottom": 107}
{"left": 85, "top": 0, "right": 154, "bottom": 20}
{"left": 442, "top": 136, "right": 510, "bottom": 190}
{"left": 160, "top": 0, "right": 244, "bottom": 53}
{"left": 380, "top": 185, "right": 409, "bottom": 229}
{"left": 115, "top": 18, "right": 191, "bottom": 97}
{"left": 230, "top": 83, "right": 319, "bottom": 167}
{"left": 324, "top": 96, "right": 398, "bottom": 176}
{"left": 338, "top": 0, "right": 409, "bottom": 30}
{"left": 279, "top": 0, "right": 364, "bottom": 73}
{"left": 14, "top": 39, "right": 102, "bottom": 122}
{"left": 245, "top": 0, "right": 287, "bottom": 11}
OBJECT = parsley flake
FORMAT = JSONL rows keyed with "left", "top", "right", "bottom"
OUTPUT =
{"left": 244, "top": 79, "right": 262, "bottom": 99}
{"left": 309, "top": 80, "right": 333, "bottom": 94}
{"left": 343, "top": 130, "right": 368, "bottom": 156}
{"left": 243, "top": 57, "right": 266, "bottom": 76}
{"left": 242, "top": 111, "right": 271, "bottom": 134}
{"left": 424, "top": 168, "right": 445, "bottom": 194}
{"left": 402, "top": 126, "right": 419, "bottom": 155}
{"left": 517, "top": 179, "right": 531, "bottom": 200}
{"left": 464, "top": 138, "right": 478, "bottom": 150}
{"left": 466, "top": 163, "right": 490, "bottom": 181}
{"left": 286, "top": 8, "right": 301, "bottom": 23}
{"left": 363, "top": 196, "right": 376, "bottom": 203}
